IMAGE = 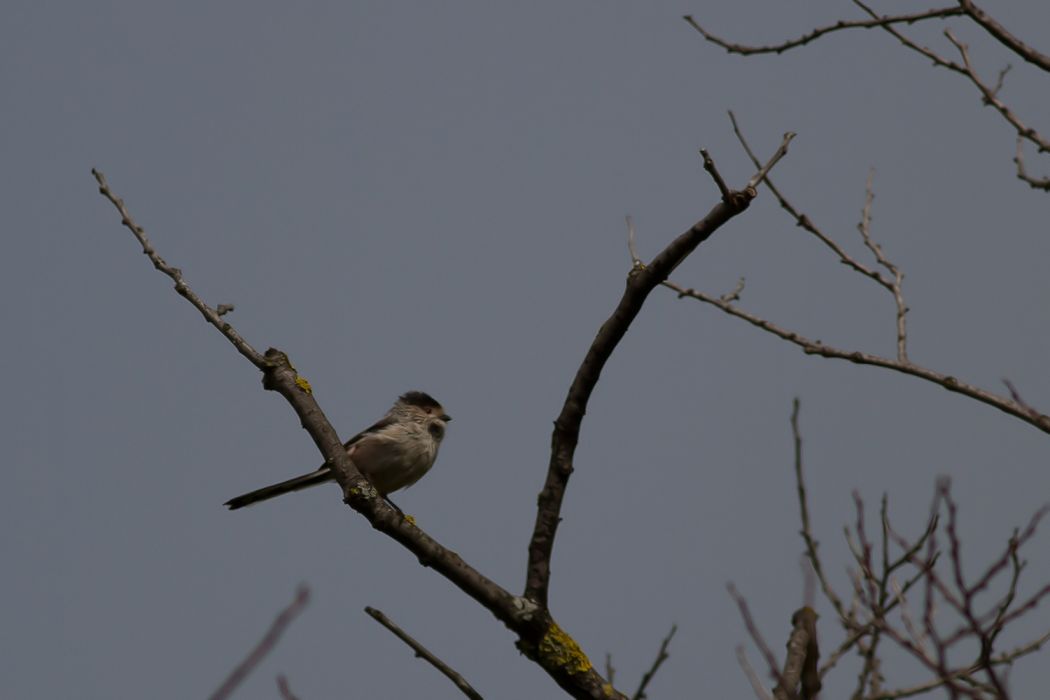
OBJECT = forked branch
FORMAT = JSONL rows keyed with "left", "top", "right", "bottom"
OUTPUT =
{"left": 525, "top": 132, "right": 795, "bottom": 609}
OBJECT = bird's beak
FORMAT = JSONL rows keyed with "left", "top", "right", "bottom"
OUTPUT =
{"left": 440, "top": 413, "right": 452, "bottom": 422}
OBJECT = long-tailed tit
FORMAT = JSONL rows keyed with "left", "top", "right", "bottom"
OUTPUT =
{"left": 225, "top": 391, "right": 451, "bottom": 510}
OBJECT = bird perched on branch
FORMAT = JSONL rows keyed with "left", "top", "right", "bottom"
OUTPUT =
{"left": 225, "top": 391, "right": 451, "bottom": 510}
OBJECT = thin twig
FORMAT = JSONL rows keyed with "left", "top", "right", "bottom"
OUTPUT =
{"left": 626, "top": 215, "right": 642, "bottom": 269}
{"left": 208, "top": 586, "right": 311, "bottom": 700}
{"left": 631, "top": 624, "right": 677, "bottom": 700}
{"left": 1014, "top": 137, "right": 1050, "bottom": 191}
{"left": 683, "top": 7, "right": 964, "bottom": 56}
{"left": 91, "top": 169, "right": 266, "bottom": 368}
{"left": 850, "top": 0, "right": 1050, "bottom": 154}
{"left": 737, "top": 646, "right": 775, "bottom": 700}
{"left": 663, "top": 278, "right": 1050, "bottom": 436}
{"left": 856, "top": 170, "right": 908, "bottom": 363}
{"left": 792, "top": 399, "right": 846, "bottom": 622}
{"left": 276, "top": 675, "right": 300, "bottom": 700}
{"left": 365, "top": 607, "right": 484, "bottom": 700}
{"left": 729, "top": 584, "right": 787, "bottom": 691}
{"left": 727, "top": 112, "right": 896, "bottom": 292}
{"left": 747, "top": 133, "right": 797, "bottom": 192}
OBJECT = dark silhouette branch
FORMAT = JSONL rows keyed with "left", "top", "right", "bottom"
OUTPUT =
{"left": 683, "top": 7, "right": 964, "bottom": 56}
{"left": 92, "top": 169, "right": 628, "bottom": 700}
{"left": 658, "top": 117, "right": 1050, "bottom": 438}
{"left": 525, "top": 133, "right": 795, "bottom": 609}
{"left": 687, "top": 3, "right": 1050, "bottom": 184}
{"left": 365, "top": 606, "right": 484, "bottom": 700}
{"left": 631, "top": 624, "right": 677, "bottom": 700}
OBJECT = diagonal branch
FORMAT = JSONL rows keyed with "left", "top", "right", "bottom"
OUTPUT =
{"left": 848, "top": 0, "right": 1050, "bottom": 155}
{"left": 524, "top": 133, "right": 795, "bottom": 608}
{"left": 957, "top": 0, "right": 1050, "bottom": 72}
{"left": 92, "top": 169, "right": 266, "bottom": 369}
{"left": 365, "top": 606, "right": 484, "bottom": 700}
{"left": 662, "top": 116, "right": 1050, "bottom": 437}
{"left": 92, "top": 169, "right": 627, "bottom": 700}
{"left": 631, "top": 624, "right": 677, "bottom": 700}
{"left": 209, "top": 586, "right": 311, "bottom": 700}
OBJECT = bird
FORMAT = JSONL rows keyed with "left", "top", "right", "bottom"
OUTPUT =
{"left": 225, "top": 391, "right": 451, "bottom": 510}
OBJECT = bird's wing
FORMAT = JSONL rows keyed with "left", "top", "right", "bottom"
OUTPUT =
{"left": 343, "top": 415, "right": 396, "bottom": 447}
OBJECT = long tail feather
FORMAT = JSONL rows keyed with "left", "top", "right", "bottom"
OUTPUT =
{"left": 224, "top": 469, "right": 332, "bottom": 510}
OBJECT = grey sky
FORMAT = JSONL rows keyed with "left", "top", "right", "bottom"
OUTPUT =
{"left": 4, "top": 1, "right": 1049, "bottom": 698}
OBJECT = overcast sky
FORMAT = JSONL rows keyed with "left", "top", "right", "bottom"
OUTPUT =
{"left": 4, "top": 2, "right": 1050, "bottom": 698}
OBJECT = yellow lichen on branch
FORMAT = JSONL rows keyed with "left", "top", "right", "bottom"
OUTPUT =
{"left": 539, "top": 622, "right": 592, "bottom": 675}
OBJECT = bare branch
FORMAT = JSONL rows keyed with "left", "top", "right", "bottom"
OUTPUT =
{"left": 208, "top": 586, "right": 310, "bottom": 700}
{"left": 525, "top": 137, "right": 792, "bottom": 609}
{"left": 848, "top": 0, "right": 1050, "bottom": 155}
{"left": 631, "top": 624, "right": 677, "bottom": 700}
{"left": 792, "top": 400, "right": 846, "bottom": 622}
{"left": 1014, "top": 137, "right": 1050, "bottom": 191}
{"left": 91, "top": 169, "right": 266, "bottom": 369}
{"left": 276, "top": 675, "right": 300, "bottom": 700}
{"left": 942, "top": 27, "right": 1050, "bottom": 155}
{"left": 665, "top": 278, "right": 1050, "bottom": 436}
{"left": 365, "top": 607, "right": 484, "bottom": 700}
{"left": 93, "top": 171, "right": 626, "bottom": 700}
{"left": 683, "top": 7, "right": 964, "bottom": 56}
{"left": 727, "top": 112, "right": 897, "bottom": 293}
{"left": 856, "top": 170, "right": 909, "bottom": 362}
{"left": 702, "top": 148, "right": 732, "bottom": 201}
{"left": 729, "top": 584, "right": 787, "bottom": 691}
{"left": 737, "top": 646, "right": 775, "bottom": 700}
{"left": 690, "top": 4, "right": 1050, "bottom": 186}
{"left": 957, "top": 0, "right": 1050, "bottom": 72}
{"left": 748, "top": 133, "right": 797, "bottom": 192}
{"left": 626, "top": 215, "right": 642, "bottom": 269}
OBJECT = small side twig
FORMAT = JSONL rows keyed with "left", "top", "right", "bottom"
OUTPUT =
{"left": 747, "top": 132, "right": 797, "bottom": 192}
{"left": 276, "top": 674, "right": 300, "bottom": 700}
{"left": 856, "top": 170, "right": 908, "bottom": 362}
{"left": 701, "top": 148, "right": 733, "bottom": 201}
{"left": 365, "top": 606, "right": 484, "bottom": 700}
{"left": 208, "top": 586, "right": 311, "bottom": 700}
{"left": 631, "top": 624, "right": 677, "bottom": 700}
{"left": 1014, "top": 137, "right": 1050, "bottom": 191}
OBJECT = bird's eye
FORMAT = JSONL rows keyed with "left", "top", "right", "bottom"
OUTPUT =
{"left": 428, "top": 423, "right": 444, "bottom": 439}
